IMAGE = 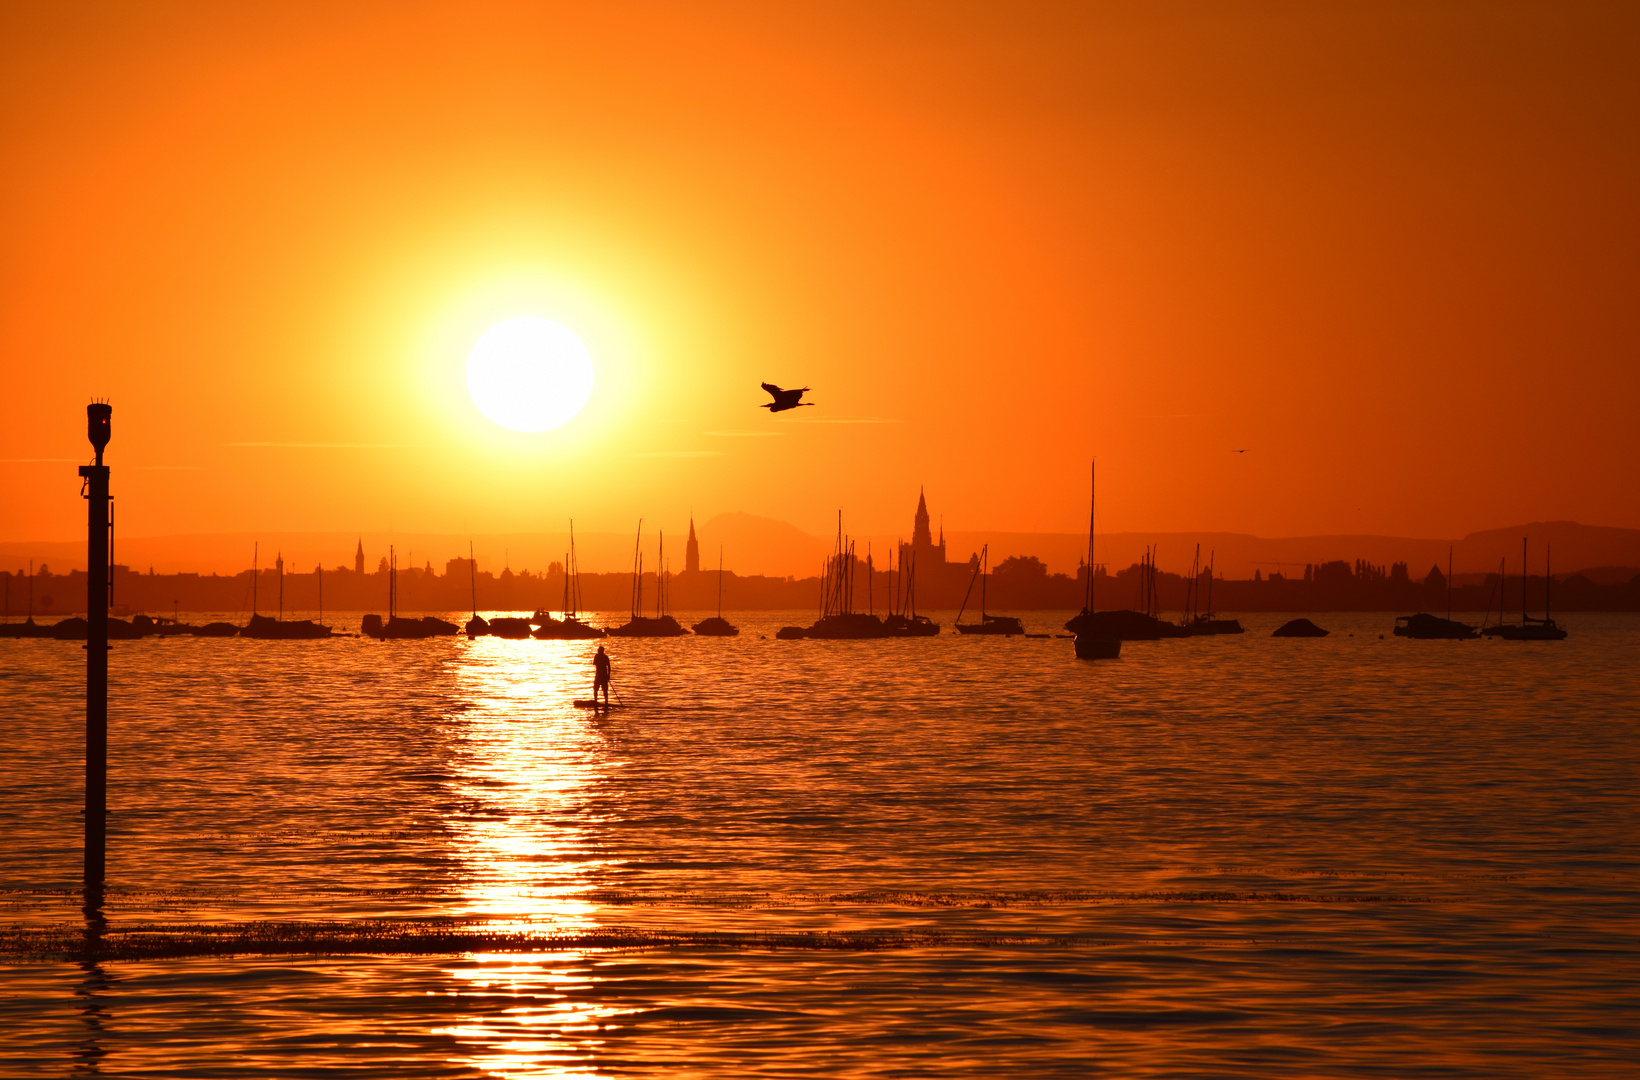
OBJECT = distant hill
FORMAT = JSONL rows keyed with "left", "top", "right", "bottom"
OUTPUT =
{"left": 2, "top": 519, "right": 1635, "bottom": 581}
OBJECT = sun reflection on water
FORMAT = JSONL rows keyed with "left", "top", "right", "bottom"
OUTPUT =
{"left": 439, "top": 638, "right": 625, "bottom": 1077}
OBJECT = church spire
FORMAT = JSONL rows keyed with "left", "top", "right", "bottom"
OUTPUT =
{"left": 912, "top": 487, "right": 932, "bottom": 548}
{"left": 685, "top": 515, "right": 701, "bottom": 573}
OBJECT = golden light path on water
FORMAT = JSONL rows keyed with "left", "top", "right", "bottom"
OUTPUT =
{"left": 436, "top": 636, "right": 630, "bottom": 1077}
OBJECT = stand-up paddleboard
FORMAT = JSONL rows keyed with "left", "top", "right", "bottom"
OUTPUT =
{"left": 574, "top": 699, "right": 622, "bottom": 709}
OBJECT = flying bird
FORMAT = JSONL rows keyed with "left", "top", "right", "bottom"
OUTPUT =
{"left": 1233, "top": 449, "right": 1249, "bottom": 453}
{"left": 760, "top": 383, "right": 813, "bottom": 413}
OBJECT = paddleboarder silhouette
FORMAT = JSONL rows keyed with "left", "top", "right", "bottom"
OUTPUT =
{"left": 592, "top": 645, "right": 611, "bottom": 706}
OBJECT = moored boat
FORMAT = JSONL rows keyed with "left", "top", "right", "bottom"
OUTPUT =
{"left": 1272, "top": 618, "right": 1329, "bottom": 638}
{"left": 464, "top": 540, "right": 489, "bottom": 637}
{"left": 608, "top": 523, "right": 691, "bottom": 637}
{"left": 1492, "top": 540, "right": 1567, "bottom": 641}
{"left": 691, "top": 546, "right": 740, "bottom": 636}
{"left": 1074, "top": 633, "right": 1121, "bottom": 659}
{"left": 362, "top": 546, "right": 457, "bottom": 638}
{"left": 783, "top": 516, "right": 889, "bottom": 639}
{"left": 1395, "top": 547, "right": 1476, "bottom": 639}
{"left": 1065, "top": 461, "right": 1124, "bottom": 657}
{"left": 954, "top": 545, "right": 1023, "bottom": 636}
{"left": 1393, "top": 613, "right": 1478, "bottom": 640}
{"left": 242, "top": 613, "right": 332, "bottom": 639}
{"left": 882, "top": 546, "right": 938, "bottom": 636}
{"left": 533, "top": 523, "right": 608, "bottom": 639}
{"left": 487, "top": 616, "right": 534, "bottom": 638}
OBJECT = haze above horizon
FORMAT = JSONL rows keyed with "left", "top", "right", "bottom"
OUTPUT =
{"left": 3, "top": 1, "right": 1637, "bottom": 545}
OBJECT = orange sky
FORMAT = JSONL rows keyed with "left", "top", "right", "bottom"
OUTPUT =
{"left": 3, "top": 0, "right": 1637, "bottom": 547}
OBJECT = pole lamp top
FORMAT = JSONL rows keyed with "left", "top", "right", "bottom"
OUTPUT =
{"left": 87, "top": 402, "right": 111, "bottom": 463}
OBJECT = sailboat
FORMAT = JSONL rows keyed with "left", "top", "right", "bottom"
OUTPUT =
{"left": 465, "top": 541, "right": 490, "bottom": 637}
{"left": 1181, "top": 548, "right": 1244, "bottom": 635}
{"left": 363, "top": 546, "right": 458, "bottom": 638}
{"left": 782, "top": 515, "right": 889, "bottom": 639}
{"left": 607, "top": 523, "right": 688, "bottom": 637}
{"left": 1393, "top": 546, "right": 1477, "bottom": 639}
{"left": 954, "top": 545, "right": 1024, "bottom": 636}
{"left": 882, "top": 546, "right": 939, "bottom": 637}
{"left": 692, "top": 546, "right": 739, "bottom": 636}
{"left": 1065, "top": 465, "right": 1180, "bottom": 642}
{"left": 532, "top": 522, "right": 607, "bottom": 639}
{"left": 1493, "top": 539, "right": 1568, "bottom": 641}
{"left": 242, "top": 545, "right": 332, "bottom": 639}
{"left": 1062, "top": 462, "right": 1120, "bottom": 658}
{"left": 1480, "top": 554, "right": 1512, "bottom": 637}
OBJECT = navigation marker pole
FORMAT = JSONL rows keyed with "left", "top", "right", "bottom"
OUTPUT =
{"left": 79, "top": 403, "right": 112, "bottom": 887}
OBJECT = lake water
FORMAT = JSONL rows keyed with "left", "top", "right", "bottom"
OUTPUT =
{"left": 2, "top": 611, "right": 1636, "bottom": 1077}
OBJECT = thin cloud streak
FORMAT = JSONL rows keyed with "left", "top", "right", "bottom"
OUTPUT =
{"left": 704, "top": 430, "right": 784, "bottom": 437}
{"left": 631, "top": 450, "right": 725, "bottom": 458}
{"left": 782, "top": 415, "right": 902, "bottom": 425}
{"left": 225, "top": 442, "right": 419, "bottom": 448}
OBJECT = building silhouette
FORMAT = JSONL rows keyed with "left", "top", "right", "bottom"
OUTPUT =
{"left": 898, "top": 487, "right": 947, "bottom": 570}
{"left": 354, "top": 539, "right": 365, "bottom": 575}
{"left": 685, "top": 516, "right": 700, "bottom": 573}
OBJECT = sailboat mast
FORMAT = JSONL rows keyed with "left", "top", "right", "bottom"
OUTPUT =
{"left": 1522, "top": 537, "right": 1528, "bottom": 623}
{"left": 469, "top": 540, "right": 477, "bottom": 619}
{"left": 1445, "top": 545, "right": 1452, "bottom": 621}
{"left": 1086, "top": 459, "right": 1097, "bottom": 613}
{"left": 318, "top": 565, "right": 323, "bottom": 628}
{"left": 253, "top": 542, "right": 258, "bottom": 616}
{"left": 569, "top": 521, "right": 581, "bottom": 615}
{"left": 1546, "top": 544, "right": 1552, "bottom": 621}
{"left": 629, "top": 521, "right": 642, "bottom": 618}
{"left": 717, "top": 545, "right": 724, "bottom": 619}
{"left": 1190, "top": 544, "right": 1200, "bottom": 621}
{"left": 980, "top": 544, "right": 987, "bottom": 620}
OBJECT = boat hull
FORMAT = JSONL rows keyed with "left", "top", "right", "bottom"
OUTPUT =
{"left": 1073, "top": 634, "right": 1121, "bottom": 659}
{"left": 606, "top": 616, "right": 688, "bottom": 638}
{"left": 1272, "top": 618, "right": 1329, "bottom": 638}
{"left": 1064, "top": 609, "right": 1187, "bottom": 640}
{"left": 955, "top": 620, "right": 1023, "bottom": 636}
{"left": 1394, "top": 614, "right": 1478, "bottom": 640}
{"left": 1492, "top": 623, "right": 1568, "bottom": 641}
{"left": 487, "top": 617, "right": 534, "bottom": 638}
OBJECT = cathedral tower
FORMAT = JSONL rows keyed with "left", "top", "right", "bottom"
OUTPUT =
{"left": 902, "top": 488, "right": 946, "bottom": 570}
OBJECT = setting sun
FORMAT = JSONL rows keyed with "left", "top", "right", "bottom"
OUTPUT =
{"left": 465, "top": 317, "right": 595, "bottom": 432}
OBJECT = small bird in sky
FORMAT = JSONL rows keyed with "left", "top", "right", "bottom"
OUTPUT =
{"left": 760, "top": 383, "right": 814, "bottom": 413}
{"left": 1233, "top": 449, "right": 1249, "bottom": 453}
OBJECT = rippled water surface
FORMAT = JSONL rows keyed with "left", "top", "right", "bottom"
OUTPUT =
{"left": 2, "top": 611, "right": 1636, "bottom": 1077}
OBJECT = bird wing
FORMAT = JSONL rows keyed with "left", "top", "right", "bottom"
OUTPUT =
{"left": 761, "top": 382, "right": 784, "bottom": 398}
